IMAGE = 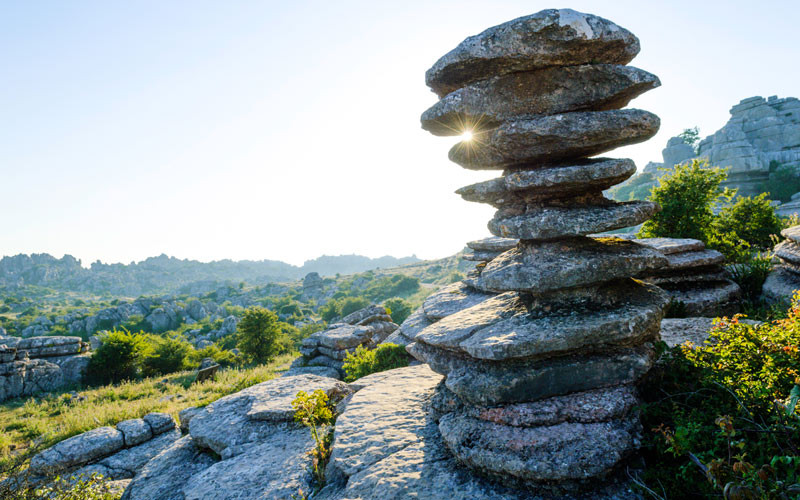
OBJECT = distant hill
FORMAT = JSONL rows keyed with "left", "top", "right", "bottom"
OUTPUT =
{"left": 0, "top": 252, "right": 420, "bottom": 296}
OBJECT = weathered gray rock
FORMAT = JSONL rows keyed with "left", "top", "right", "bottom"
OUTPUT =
{"left": 782, "top": 225, "right": 800, "bottom": 244}
{"left": 382, "top": 307, "right": 434, "bottom": 345}
{"left": 425, "top": 9, "right": 640, "bottom": 97}
{"left": 422, "top": 64, "right": 659, "bottom": 135}
{"left": 143, "top": 412, "right": 176, "bottom": 435}
{"left": 488, "top": 200, "right": 659, "bottom": 240}
{"left": 632, "top": 237, "right": 705, "bottom": 255}
{"left": 409, "top": 341, "right": 655, "bottom": 406}
{"left": 179, "top": 407, "right": 201, "bottom": 433}
{"left": 120, "top": 436, "right": 216, "bottom": 500}
{"left": 422, "top": 281, "right": 495, "bottom": 321}
{"left": 283, "top": 364, "right": 342, "bottom": 379}
{"left": 645, "top": 267, "right": 727, "bottom": 285}
{"left": 188, "top": 374, "right": 350, "bottom": 456}
{"left": 30, "top": 427, "right": 124, "bottom": 475}
{"left": 659, "top": 280, "right": 741, "bottom": 317}
{"left": 417, "top": 281, "right": 666, "bottom": 362}
{"left": 479, "top": 238, "right": 666, "bottom": 293}
{"left": 762, "top": 266, "right": 800, "bottom": 303}
{"left": 776, "top": 240, "right": 800, "bottom": 266}
{"left": 663, "top": 249, "right": 725, "bottom": 270}
{"left": 182, "top": 427, "right": 315, "bottom": 500}
{"left": 458, "top": 158, "right": 637, "bottom": 206}
{"left": 462, "top": 250, "right": 503, "bottom": 262}
{"left": 0, "top": 345, "right": 15, "bottom": 363}
{"left": 16, "top": 336, "right": 83, "bottom": 358}
{"left": 466, "top": 237, "right": 518, "bottom": 253}
{"left": 661, "top": 136, "right": 695, "bottom": 168}
{"left": 116, "top": 419, "right": 153, "bottom": 447}
{"left": 73, "top": 429, "right": 181, "bottom": 480}
{"left": 439, "top": 413, "right": 641, "bottom": 484}
{"left": 449, "top": 110, "right": 660, "bottom": 169}
{"left": 0, "top": 358, "right": 64, "bottom": 402}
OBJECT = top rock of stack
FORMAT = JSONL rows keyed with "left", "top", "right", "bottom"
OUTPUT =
{"left": 425, "top": 9, "right": 640, "bottom": 97}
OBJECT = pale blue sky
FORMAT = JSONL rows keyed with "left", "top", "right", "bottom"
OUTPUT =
{"left": 1, "top": 1, "right": 798, "bottom": 266}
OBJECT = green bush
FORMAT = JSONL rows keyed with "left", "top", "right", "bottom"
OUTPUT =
{"left": 762, "top": 162, "right": 800, "bottom": 203}
{"left": 236, "top": 307, "right": 283, "bottom": 364}
{"left": 639, "top": 159, "right": 731, "bottom": 242}
{"left": 637, "top": 301, "right": 800, "bottom": 498}
{"left": 383, "top": 298, "right": 412, "bottom": 324}
{"left": 342, "top": 343, "right": 409, "bottom": 382}
{"left": 714, "top": 193, "right": 783, "bottom": 252}
{"left": 339, "top": 297, "right": 369, "bottom": 318}
{"left": 142, "top": 336, "right": 191, "bottom": 376}
{"left": 85, "top": 329, "right": 151, "bottom": 385}
{"left": 728, "top": 252, "right": 774, "bottom": 303}
{"left": 190, "top": 344, "right": 237, "bottom": 367}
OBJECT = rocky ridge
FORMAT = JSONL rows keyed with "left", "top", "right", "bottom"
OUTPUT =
{"left": 414, "top": 8, "right": 668, "bottom": 492}
{"left": 763, "top": 224, "right": 800, "bottom": 302}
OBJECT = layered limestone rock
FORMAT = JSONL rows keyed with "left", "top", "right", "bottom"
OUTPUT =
{"left": 415, "top": 9, "right": 668, "bottom": 492}
{"left": 298, "top": 305, "right": 398, "bottom": 378}
{"left": 27, "top": 413, "right": 180, "bottom": 483}
{"left": 763, "top": 225, "right": 800, "bottom": 302}
{"left": 634, "top": 237, "right": 741, "bottom": 317}
{"left": 0, "top": 335, "right": 90, "bottom": 402}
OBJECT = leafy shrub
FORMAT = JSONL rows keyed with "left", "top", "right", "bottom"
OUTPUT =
{"left": 318, "top": 300, "right": 341, "bottom": 322}
{"left": 85, "top": 329, "right": 151, "bottom": 385}
{"left": 0, "top": 472, "right": 120, "bottom": 500}
{"left": 142, "top": 336, "right": 191, "bottom": 376}
{"left": 292, "top": 389, "right": 334, "bottom": 489}
{"left": 190, "top": 344, "right": 237, "bottom": 367}
{"left": 383, "top": 298, "right": 412, "bottom": 324}
{"left": 728, "top": 252, "right": 774, "bottom": 303}
{"left": 236, "top": 307, "right": 283, "bottom": 364}
{"left": 639, "top": 159, "right": 731, "bottom": 243}
{"left": 342, "top": 343, "right": 409, "bottom": 382}
{"left": 714, "top": 193, "right": 783, "bottom": 252}
{"left": 637, "top": 300, "right": 800, "bottom": 498}
{"left": 339, "top": 297, "right": 369, "bottom": 318}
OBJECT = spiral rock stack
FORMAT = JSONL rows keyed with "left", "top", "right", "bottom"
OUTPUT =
{"left": 415, "top": 9, "right": 671, "bottom": 492}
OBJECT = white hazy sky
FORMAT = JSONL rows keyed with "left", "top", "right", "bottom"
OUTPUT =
{"left": 1, "top": 0, "right": 798, "bottom": 266}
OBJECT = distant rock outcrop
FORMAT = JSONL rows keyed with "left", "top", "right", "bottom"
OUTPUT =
{"left": 611, "top": 95, "right": 800, "bottom": 201}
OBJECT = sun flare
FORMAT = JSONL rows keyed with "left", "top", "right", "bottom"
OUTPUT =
{"left": 461, "top": 130, "right": 473, "bottom": 141}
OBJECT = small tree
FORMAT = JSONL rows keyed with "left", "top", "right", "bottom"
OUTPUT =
{"left": 237, "top": 307, "right": 282, "bottom": 364}
{"left": 85, "top": 328, "right": 151, "bottom": 385}
{"left": 714, "top": 193, "right": 782, "bottom": 251}
{"left": 639, "top": 159, "right": 732, "bottom": 242}
{"left": 143, "top": 335, "right": 192, "bottom": 376}
{"left": 339, "top": 297, "right": 369, "bottom": 318}
{"left": 678, "top": 126, "right": 701, "bottom": 153}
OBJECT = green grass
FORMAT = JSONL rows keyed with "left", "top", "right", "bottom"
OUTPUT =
{"left": 0, "top": 353, "right": 296, "bottom": 472}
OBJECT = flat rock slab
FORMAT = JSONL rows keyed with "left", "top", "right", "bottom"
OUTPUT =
{"left": 776, "top": 240, "right": 800, "bottom": 266}
{"left": 73, "top": 429, "right": 181, "bottom": 480}
{"left": 16, "top": 336, "right": 83, "bottom": 357}
{"left": 434, "top": 384, "right": 637, "bottom": 428}
{"left": 763, "top": 266, "right": 800, "bottom": 303}
{"left": 321, "top": 365, "right": 638, "bottom": 500}
{"left": 661, "top": 280, "right": 741, "bottom": 317}
{"left": 417, "top": 280, "right": 666, "bottom": 362}
{"left": 449, "top": 110, "right": 659, "bottom": 169}
{"left": 317, "top": 324, "right": 373, "bottom": 350}
{"left": 423, "top": 282, "right": 495, "bottom": 321}
{"left": 30, "top": 426, "right": 124, "bottom": 475}
{"left": 458, "top": 158, "right": 637, "bottom": 206}
{"left": 466, "top": 236, "right": 518, "bottom": 252}
{"left": 188, "top": 374, "right": 350, "bottom": 456}
{"left": 425, "top": 9, "right": 639, "bottom": 97}
{"left": 462, "top": 251, "right": 503, "bottom": 262}
{"left": 330, "top": 365, "right": 443, "bottom": 478}
{"left": 632, "top": 237, "right": 705, "bottom": 255}
{"left": 782, "top": 225, "right": 800, "bottom": 244}
{"left": 488, "top": 200, "right": 658, "bottom": 240}
{"left": 409, "top": 341, "right": 655, "bottom": 406}
{"left": 479, "top": 237, "right": 666, "bottom": 293}
{"left": 439, "top": 413, "right": 641, "bottom": 484}
{"left": 422, "top": 64, "right": 658, "bottom": 135}
{"left": 382, "top": 307, "right": 434, "bottom": 345}
{"left": 664, "top": 249, "right": 725, "bottom": 270}
{"left": 642, "top": 267, "right": 728, "bottom": 285}
{"left": 282, "top": 364, "right": 342, "bottom": 379}
{"left": 182, "top": 427, "right": 315, "bottom": 500}
{"left": 120, "top": 437, "right": 216, "bottom": 500}
{"left": 116, "top": 419, "right": 153, "bottom": 447}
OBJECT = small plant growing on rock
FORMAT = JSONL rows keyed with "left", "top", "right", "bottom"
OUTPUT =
{"left": 292, "top": 389, "right": 334, "bottom": 489}
{"left": 342, "top": 343, "right": 409, "bottom": 382}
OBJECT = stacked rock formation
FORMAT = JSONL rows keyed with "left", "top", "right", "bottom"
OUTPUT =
{"left": 763, "top": 225, "right": 800, "bottom": 302}
{"left": 462, "top": 237, "right": 518, "bottom": 286}
{"left": 633, "top": 237, "right": 741, "bottom": 316}
{"left": 0, "top": 335, "right": 90, "bottom": 402}
{"left": 415, "top": 9, "right": 670, "bottom": 492}
{"left": 298, "top": 305, "right": 398, "bottom": 378}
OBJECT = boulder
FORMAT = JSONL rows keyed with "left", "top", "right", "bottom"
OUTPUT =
{"left": 30, "top": 427, "right": 124, "bottom": 475}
